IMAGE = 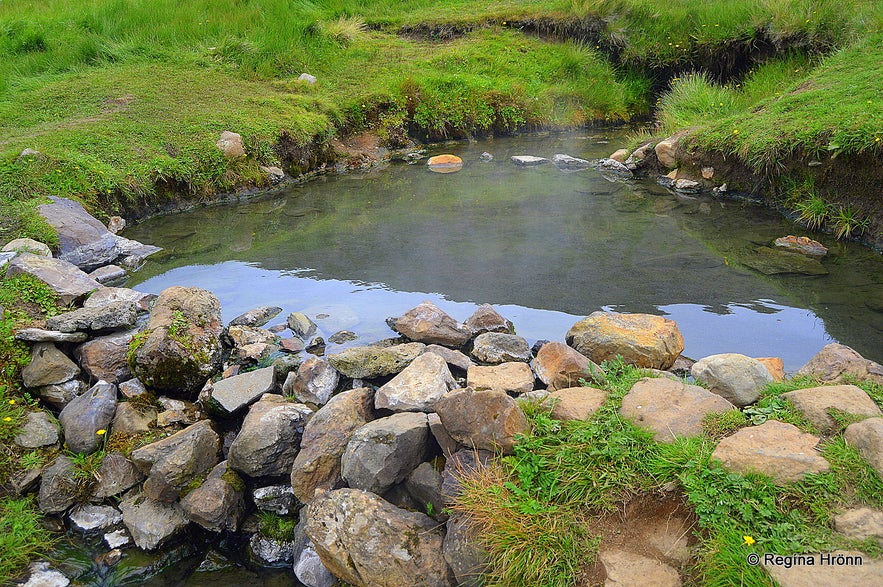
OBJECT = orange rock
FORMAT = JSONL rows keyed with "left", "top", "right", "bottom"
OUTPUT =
{"left": 427, "top": 154, "right": 463, "bottom": 173}
{"left": 755, "top": 357, "right": 785, "bottom": 381}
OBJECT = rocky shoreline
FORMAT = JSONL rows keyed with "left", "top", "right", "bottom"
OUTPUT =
{"left": 4, "top": 197, "right": 883, "bottom": 586}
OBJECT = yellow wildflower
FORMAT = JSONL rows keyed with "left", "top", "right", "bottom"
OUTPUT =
{"left": 3, "top": 417, "right": 11, "bottom": 422}
{"left": 8, "top": 399, "right": 15, "bottom": 404}
{"left": 743, "top": 535, "right": 756, "bottom": 546}
{"left": 733, "top": 129, "right": 740, "bottom": 135}
{"left": 96, "top": 429, "right": 107, "bottom": 435}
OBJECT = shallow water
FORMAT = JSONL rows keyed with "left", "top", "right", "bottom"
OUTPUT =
{"left": 124, "top": 132, "right": 883, "bottom": 373}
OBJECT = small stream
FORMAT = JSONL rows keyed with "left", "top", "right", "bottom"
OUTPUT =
{"left": 124, "top": 132, "right": 883, "bottom": 371}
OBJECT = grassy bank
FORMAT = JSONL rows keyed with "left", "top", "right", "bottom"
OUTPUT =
{"left": 2, "top": 1, "right": 883, "bottom": 245}
{"left": 456, "top": 360, "right": 883, "bottom": 586}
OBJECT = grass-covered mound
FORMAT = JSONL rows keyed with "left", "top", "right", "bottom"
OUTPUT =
{"left": 2, "top": 0, "right": 883, "bottom": 244}
{"left": 455, "top": 359, "right": 883, "bottom": 586}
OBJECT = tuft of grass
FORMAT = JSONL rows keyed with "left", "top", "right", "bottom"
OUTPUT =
{"left": 702, "top": 409, "right": 748, "bottom": 439}
{"left": 257, "top": 511, "right": 296, "bottom": 542}
{"left": 831, "top": 205, "right": 870, "bottom": 240}
{"left": 318, "top": 15, "right": 368, "bottom": 46}
{"left": 793, "top": 193, "right": 830, "bottom": 231}
{"left": 0, "top": 496, "right": 56, "bottom": 584}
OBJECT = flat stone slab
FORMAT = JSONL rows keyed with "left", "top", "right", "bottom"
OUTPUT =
{"left": 548, "top": 387, "right": 607, "bottom": 421}
{"left": 467, "top": 362, "right": 534, "bottom": 395}
{"left": 511, "top": 155, "right": 549, "bottom": 166}
{"left": 6, "top": 253, "right": 101, "bottom": 306}
{"left": 711, "top": 420, "right": 830, "bottom": 484}
{"left": 844, "top": 418, "right": 883, "bottom": 477}
{"left": 599, "top": 548, "right": 681, "bottom": 587}
{"left": 209, "top": 366, "right": 275, "bottom": 415}
{"left": 782, "top": 385, "right": 882, "bottom": 433}
{"left": 763, "top": 551, "right": 883, "bottom": 587}
{"left": 15, "top": 328, "right": 88, "bottom": 343}
{"left": 833, "top": 508, "right": 883, "bottom": 547}
{"left": 621, "top": 377, "right": 736, "bottom": 442}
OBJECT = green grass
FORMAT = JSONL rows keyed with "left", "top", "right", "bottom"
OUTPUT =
{"left": 455, "top": 364, "right": 883, "bottom": 586}
{"left": 0, "top": 496, "right": 56, "bottom": 584}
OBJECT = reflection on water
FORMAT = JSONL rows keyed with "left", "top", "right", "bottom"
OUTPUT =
{"left": 125, "top": 133, "right": 883, "bottom": 372}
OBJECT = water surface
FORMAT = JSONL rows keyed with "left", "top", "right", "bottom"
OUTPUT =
{"left": 124, "top": 133, "right": 883, "bottom": 372}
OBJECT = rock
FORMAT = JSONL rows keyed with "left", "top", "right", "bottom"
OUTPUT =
{"left": 131, "top": 420, "right": 220, "bottom": 502}
{"left": 425, "top": 344, "right": 474, "bottom": 371}
{"left": 6, "top": 253, "right": 101, "bottom": 305}
{"left": 596, "top": 157, "right": 634, "bottom": 177}
{"left": 391, "top": 301, "right": 469, "bottom": 346}
{"left": 305, "top": 488, "right": 454, "bottom": 587}
{"left": 113, "top": 236, "right": 162, "bottom": 269}
{"left": 14, "top": 328, "right": 88, "bottom": 343}
{"left": 216, "top": 130, "right": 245, "bottom": 158}
{"left": 84, "top": 287, "right": 153, "bottom": 311}
{"left": 427, "top": 154, "right": 464, "bottom": 173}
{"left": 154, "top": 397, "right": 202, "bottom": 427}
{"left": 36, "top": 379, "right": 85, "bottom": 410}
{"left": 93, "top": 452, "right": 144, "bottom": 498}
{"left": 253, "top": 485, "right": 297, "bottom": 515}
{"left": 18, "top": 562, "right": 70, "bottom": 587}
{"left": 14, "top": 411, "right": 59, "bottom": 448}
{"left": 782, "top": 385, "right": 881, "bottom": 433}
{"left": 466, "top": 362, "right": 534, "bottom": 394}
{"left": 797, "top": 343, "right": 883, "bottom": 385}
{"left": 228, "top": 394, "right": 312, "bottom": 478}
{"left": 763, "top": 551, "right": 883, "bottom": 587}
{"left": 89, "top": 265, "right": 126, "bottom": 284}
{"left": 654, "top": 132, "right": 687, "bottom": 169}
{"left": 405, "top": 462, "right": 445, "bottom": 519}
{"left": 280, "top": 337, "right": 306, "bottom": 353}
{"left": 37, "top": 197, "right": 123, "bottom": 270}
{"left": 328, "top": 330, "right": 357, "bottom": 344}
{"left": 833, "top": 508, "right": 883, "bottom": 547}
{"left": 479, "top": 152, "right": 493, "bottom": 162}
{"left": 38, "top": 455, "right": 78, "bottom": 514}
{"left": 435, "top": 387, "right": 528, "bottom": 454}
{"left": 287, "top": 312, "right": 318, "bottom": 339}
{"left": 443, "top": 513, "right": 488, "bottom": 587}
{"left": 129, "top": 286, "right": 223, "bottom": 396}
{"left": 181, "top": 465, "right": 244, "bottom": 532}
{"left": 673, "top": 178, "right": 701, "bottom": 193}
{"left": 599, "top": 548, "right": 681, "bottom": 587}
{"left": 844, "top": 418, "right": 883, "bottom": 477}
{"left": 119, "top": 492, "right": 189, "bottom": 551}
{"left": 261, "top": 165, "right": 286, "bottom": 184}
{"left": 59, "top": 381, "right": 117, "bottom": 454}
{"left": 755, "top": 356, "right": 785, "bottom": 381}
{"left": 69, "top": 505, "right": 122, "bottom": 533}
{"left": 118, "top": 378, "right": 147, "bottom": 398}
{"left": 744, "top": 246, "right": 828, "bottom": 276}
{"left": 774, "top": 235, "right": 828, "bottom": 257}
{"left": 249, "top": 534, "right": 295, "bottom": 567}
{"left": 106, "top": 216, "right": 126, "bottom": 234}
{"left": 226, "top": 324, "right": 280, "bottom": 350}
{"left": 566, "top": 312, "right": 684, "bottom": 370}
{"left": 463, "top": 304, "right": 513, "bottom": 337}
{"left": 691, "top": 353, "right": 774, "bottom": 407}
{"left": 291, "top": 387, "right": 374, "bottom": 503}
{"left": 608, "top": 148, "right": 629, "bottom": 162}
{"left": 471, "top": 332, "right": 531, "bottom": 363}
{"left": 230, "top": 306, "right": 282, "bottom": 327}
{"left": 620, "top": 378, "right": 736, "bottom": 441}
{"left": 47, "top": 301, "right": 137, "bottom": 333}
{"left": 375, "top": 352, "right": 457, "bottom": 413}
{"left": 282, "top": 357, "right": 339, "bottom": 406}
{"left": 701, "top": 166, "right": 715, "bottom": 179}
{"left": 306, "top": 336, "right": 326, "bottom": 355}
{"left": 22, "top": 342, "right": 80, "bottom": 388}
{"left": 328, "top": 342, "right": 425, "bottom": 378}
{"left": 441, "top": 449, "right": 492, "bottom": 504}
{"left": 548, "top": 387, "right": 608, "bottom": 421}
{"left": 298, "top": 72, "right": 317, "bottom": 84}
{"left": 341, "top": 412, "right": 429, "bottom": 494}
{"left": 552, "top": 153, "right": 591, "bottom": 169}
{"left": 625, "top": 142, "right": 654, "bottom": 168}
{"left": 208, "top": 366, "right": 277, "bottom": 418}
{"left": 428, "top": 412, "right": 459, "bottom": 456}
{"left": 711, "top": 420, "right": 830, "bottom": 484}
{"left": 2, "top": 237, "right": 52, "bottom": 256}
{"left": 532, "top": 341, "right": 604, "bottom": 390}
{"left": 111, "top": 402, "right": 156, "bottom": 436}
{"left": 511, "top": 155, "right": 549, "bottom": 166}
{"left": 294, "top": 545, "right": 337, "bottom": 587}
{"left": 104, "top": 529, "right": 131, "bottom": 549}
{"left": 74, "top": 329, "right": 135, "bottom": 384}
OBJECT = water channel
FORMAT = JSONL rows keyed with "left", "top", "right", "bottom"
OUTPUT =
{"left": 124, "top": 132, "right": 883, "bottom": 371}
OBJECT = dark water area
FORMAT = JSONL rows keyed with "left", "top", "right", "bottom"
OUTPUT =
{"left": 123, "top": 132, "right": 883, "bottom": 372}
